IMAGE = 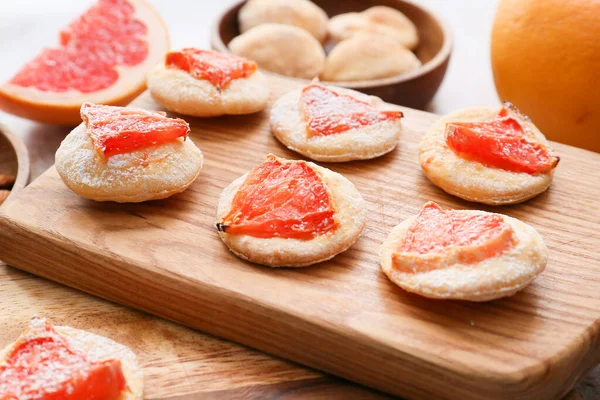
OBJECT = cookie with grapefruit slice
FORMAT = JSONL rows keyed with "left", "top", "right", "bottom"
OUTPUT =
{"left": 0, "top": 0, "right": 169, "bottom": 125}
{"left": 147, "top": 48, "right": 269, "bottom": 117}
{"left": 0, "top": 317, "right": 143, "bottom": 399}
{"left": 419, "top": 103, "right": 559, "bottom": 205}
{"left": 270, "top": 81, "right": 403, "bottom": 162}
{"left": 380, "top": 202, "right": 547, "bottom": 301}
{"left": 216, "top": 154, "right": 366, "bottom": 267}
{"left": 55, "top": 103, "right": 203, "bottom": 202}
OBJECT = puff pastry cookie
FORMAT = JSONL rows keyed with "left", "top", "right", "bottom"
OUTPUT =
{"left": 328, "top": 6, "right": 419, "bottom": 50}
{"left": 380, "top": 202, "right": 547, "bottom": 301}
{"left": 0, "top": 317, "right": 143, "bottom": 399}
{"left": 147, "top": 48, "right": 269, "bottom": 117}
{"left": 56, "top": 103, "right": 203, "bottom": 203}
{"left": 270, "top": 81, "right": 403, "bottom": 162}
{"left": 216, "top": 154, "right": 366, "bottom": 267}
{"left": 419, "top": 103, "right": 559, "bottom": 205}
{"left": 229, "top": 23, "right": 326, "bottom": 79}
{"left": 238, "top": 0, "right": 329, "bottom": 42}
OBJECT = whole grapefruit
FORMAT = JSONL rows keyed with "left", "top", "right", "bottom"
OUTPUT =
{"left": 491, "top": 0, "right": 600, "bottom": 152}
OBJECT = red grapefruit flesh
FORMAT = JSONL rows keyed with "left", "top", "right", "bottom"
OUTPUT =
{"left": 299, "top": 82, "right": 403, "bottom": 137}
{"left": 81, "top": 103, "right": 190, "bottom": 158}
{"left": 392, "top": 202, "right": 514, "bottom": 273}
{"left": 165, "top": 48, "right": 257, "bottom": 90}
{"left": 218, "top": 155, "right": 338, "bottom": 240}
{"left": 446, "top": 103, "right": 559, "bottom": 175}
{"left": 0, "top": 0, "right": 170, "bottom": 125}
{"left": 0, "top": 318, "right": 126, "bottom": 400}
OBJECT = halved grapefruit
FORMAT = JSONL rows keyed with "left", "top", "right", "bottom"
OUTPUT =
{"left": 0, "top": 0, "right": 169, "bottom": 125}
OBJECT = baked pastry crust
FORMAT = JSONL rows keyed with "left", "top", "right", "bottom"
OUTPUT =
{"left": 419, "top": 107, "right": 555, "bottom": 205}
{"left": 216, "top": 158, "right": 366, "bottom": 267}
{"left": 56, "top": 123, "right": 203, "bottom": 203}
{"left": 229, "top": 23, "right": 326, "bottom": 79}
{"left": 270, "top": 86, "right": 402, "bottom": 162}
{"left": 238, "top": 0, "right": 329, "bottom": 42}
{"left": 0, "top": 321, "right": 143, "bottom": 400}
{"left": 147, "top": 63, "right": 270, "bottom": 117}
{"left": 380, "top": 210, "right": 547, "bottom": 301}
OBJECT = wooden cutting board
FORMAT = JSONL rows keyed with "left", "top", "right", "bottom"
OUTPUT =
{"left": 0, "top": 75, "right": 598, "bottom": 400}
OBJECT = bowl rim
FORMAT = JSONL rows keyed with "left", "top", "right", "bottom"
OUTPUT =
{"left": 210, "top": 0, "right": 453, "bottom": 88}
{"left": 0, "top": 123, "right": 30, "bottom": 205}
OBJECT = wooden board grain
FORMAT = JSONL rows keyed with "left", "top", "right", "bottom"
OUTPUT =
{"left": 0, "top": 263, "right": 393, "bottom": 399}
{"left": 0, "top": 75, "right": 598, "bottom": 400}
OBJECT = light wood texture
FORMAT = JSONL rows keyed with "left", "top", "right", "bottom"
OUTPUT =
{"left": 0, "top": 263, "right": 393, "bottom": 399}
{"left": 0, "top": 76, "right": 598, "bottom": 399}
{"left": 0, "top": 123, "right": 29, "bottom": 204}
{"left": 212, "top": 0, "right": 452, "bottom": 109}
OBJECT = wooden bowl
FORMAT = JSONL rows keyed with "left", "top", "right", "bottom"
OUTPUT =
{"left": 211, "top": 0, "right": 452, "bottom": 109}
{"left": 0, "top": 124, "right": 30, "bottom": 206}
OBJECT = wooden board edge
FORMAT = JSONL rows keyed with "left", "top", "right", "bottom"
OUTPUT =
{"left": 2, "top": 204, "right": 599, "bottom": 400}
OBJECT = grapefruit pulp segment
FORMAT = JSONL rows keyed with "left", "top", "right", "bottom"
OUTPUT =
{"left": 0, "top": 318, "right": 126, "bottom": 400}
{"left": 165, "top": 48, "right": 257, "bottom": 90}
{"left": 392, "top": 202, "right": 514, "bottom": 273}
{"left": 218, "top": 155, "right": 338, "bottom": 240}
{"left": 299, "top": 82, "right": 403, "bottom": 137}
{"left": 445, "top": 103, "right": 559, "bottom": 174}
{"left": 81, "top": 103, "right": 190, "bottom": 158}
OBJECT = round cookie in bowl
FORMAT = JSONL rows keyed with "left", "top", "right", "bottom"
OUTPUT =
{"left": 322, "top": 34, "right": 421, "bottom": 82}
{"left": 419, "top": 102, "right": 559, "bottom": 205}
{"left": 270, "top": 80, "right": 403, "bottom": 162}
{"left": 229, "top": 23, "right": 326, "bottom": 79}
{"left": 327, "top": 5, "right": 419, "bottom": 50}
{"left": 147, "top": 48, "right": 269, "bottom": 117}
{"left": 56, "top": 103, "right": 203, "bottom": 203}
{"left": 238, "top": 0, "right": 329, "bottom": 43}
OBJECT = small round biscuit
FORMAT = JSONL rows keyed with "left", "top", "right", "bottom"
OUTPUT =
{"left": 239, "top": 0, "right": 329, "bottom": 42}
{"left": 0, "top": 319, "right": 143, "bottom": 400}
{"left": 380, "top": 210, "right": 547, "bottom": 302}
{"left": 216, "top": 158, "right": 366, "bottom": 267}
{"left": 322, "top": 34, "right": 421, "bottom": 81}
{"left": 56, "top": 124, "right": 203, "bottom": 203}
{"left": 229, "top": 23, "right": 326, "bottom": 79}
{"left": 147, "top": 63, "right": 269, "bottom": 117}
{"left": 419, "top": 107, "right": 556, "bottom": 205}
{"left": 270, "top": 85, "right": 403, "bottom": 162}
{"left": 328, "top": 6, "right": 419, "bottom": 50}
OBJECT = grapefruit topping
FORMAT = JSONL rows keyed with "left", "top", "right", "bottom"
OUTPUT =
{"left": 165, "top": 48, "right": 257, "bottom": 90}
{"left": 0, "top": 318, "right": 126, "bottom": 400}
{"left": 8, "top": 0, "right": 149, "bottom": 93}
{"left": 392, "top": 202, "right": 514, "bottom": 273}
{"left": 299, "top": 82, "right": 403, "bottom": 137}
{"left": 445, "top": 102, "right": 559, "bottom": 174}
{"left": 217, "top": 155, "right": 338, "bottom": 240}
{"left": 81, "top": 102, "right": 190, "bottom": 158}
